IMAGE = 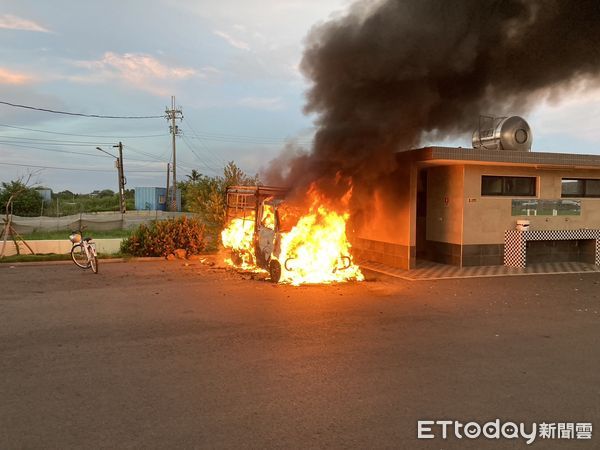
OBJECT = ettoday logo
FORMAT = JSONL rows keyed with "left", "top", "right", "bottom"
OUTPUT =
{"left": 417, "top": 420, "right": 592, "bottom": 445}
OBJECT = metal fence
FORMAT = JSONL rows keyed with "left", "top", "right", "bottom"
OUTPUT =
{"left": 8, "top": 211, "right": 194, "bottom": 234}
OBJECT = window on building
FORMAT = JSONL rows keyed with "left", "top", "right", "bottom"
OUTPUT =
{"left": 561, "top": 178, "right": 600, "bottom": 198}
{"left": 481, "top": 176, "right": 536, "bottom": 196}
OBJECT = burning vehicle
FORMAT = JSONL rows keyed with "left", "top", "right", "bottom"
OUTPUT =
{"left": 221, "top": 185, "right": 364, "bottom": 285}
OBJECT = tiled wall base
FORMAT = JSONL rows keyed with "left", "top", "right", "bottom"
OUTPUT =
{"left": 462, "top": 244, "right": 504, "bottom": 266}
{"left": 352, "top": 237, "right": 414, "bottom": 270}
{"left": 422, "top": 240, "right": 461, "bottom": 266}
{"left": 525, "top": 240, "right": 596, "bottom": 264}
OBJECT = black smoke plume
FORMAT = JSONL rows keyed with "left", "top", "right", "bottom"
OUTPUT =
{"left": 265, "top": 0, "right": 600, "bottom": 202}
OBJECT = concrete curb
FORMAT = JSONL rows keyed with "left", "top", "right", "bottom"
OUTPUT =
{"left": 0, "top": 256, "right": 166, "bottom": 268}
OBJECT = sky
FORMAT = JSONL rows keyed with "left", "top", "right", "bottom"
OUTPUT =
{"left": 1, "top": 0, "right": 600, "bottom": 193}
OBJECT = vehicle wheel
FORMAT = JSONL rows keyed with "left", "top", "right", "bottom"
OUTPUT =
{"left": 71, "top": 244, "right": 90, "bottom": 269}
{"left": 269, "top": 259, "right": 281, "bottom": 283}
{"left": 90, "top": 256, "right": 98, "bottom": 274}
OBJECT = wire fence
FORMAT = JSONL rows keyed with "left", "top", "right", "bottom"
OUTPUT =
{"left": 7, "top": 211, "right": 193, "bottom": 234}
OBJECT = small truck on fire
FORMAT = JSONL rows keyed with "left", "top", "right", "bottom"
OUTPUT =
{"left": 224, "top": 185, "right": 293, "bottom": 282}
{"left": 223, "top": 185, "right": 354, "bottom": 283}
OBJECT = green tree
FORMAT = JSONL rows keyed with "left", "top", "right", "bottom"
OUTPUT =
{"left": 186, "top": 169, "right": 201, "bottom": 183}
{"left": 0, "top": 180, "right": 42, "bottom": 216}
{"left": 99, "top": 189, "right": 115, "bottom": 197}
{"left": 183, "top": 162, "right": 259, "bottom": 235}
{"left": 223, "top": 161, "right": 259, "bottom": 186}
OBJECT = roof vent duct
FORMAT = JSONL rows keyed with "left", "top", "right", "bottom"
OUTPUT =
{"left": 472, "top": 115, "right": 533, "bottom": 152}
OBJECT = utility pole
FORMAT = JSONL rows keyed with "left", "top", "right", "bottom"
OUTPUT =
{"left": 165, "top": 96, "right": 183, "bottom": 211}
{"left": 165, "top": 162, "right": 170, "bottom": 211}
{"left": 96, "top": 144, "right": 125, "bottom": 214}
{"left": 113, "top": 141, "right": 126, "bottom": 214}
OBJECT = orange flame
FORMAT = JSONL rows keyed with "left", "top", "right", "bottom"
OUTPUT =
{"left": 220, "top": 213, "right": 257, "bottom": 269}
{"left": 278, "top": 204, "right": 364, "bottom": 285}
{"left": 221, "top": 186, "right": 364, "bottom": 285}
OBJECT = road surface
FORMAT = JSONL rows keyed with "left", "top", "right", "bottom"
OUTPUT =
{"left": 1, "top": 259, "right": 599, "bottom": 448}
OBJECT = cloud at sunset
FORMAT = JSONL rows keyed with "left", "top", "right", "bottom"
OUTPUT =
{"left": 0, "top": 14, "right": 50, "bottom": 32}
{"left": 71, "top": 52, "right": 207, "bottom": 95}
{"left": 0, "top": 67, "right": 33, "bottom": 85}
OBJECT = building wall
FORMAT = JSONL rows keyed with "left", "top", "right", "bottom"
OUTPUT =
{"left": 352, "top": 164, "right": 417, "bottom": 269}
{"left": 463, "top": 165, "right": 600, "bottom": 245}
{"left": 462, "top": 165, "right": 600, "bottom": 266}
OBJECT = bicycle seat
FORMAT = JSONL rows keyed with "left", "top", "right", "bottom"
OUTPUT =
{"left": 83, "top": 237, "right": 93, "bottom": 242}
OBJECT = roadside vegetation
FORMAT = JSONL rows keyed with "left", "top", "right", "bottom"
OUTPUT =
{"left": 120, "top": 216, "right": 207, "bottom": 257}
{"left": 2, "top": 161, "right": 258, "bottom": 259}
{"left": 0, "top": 180, "right": 134, "bottom": 217}
{"left": 179, "top": 161, "right": 260, "bottom": 242}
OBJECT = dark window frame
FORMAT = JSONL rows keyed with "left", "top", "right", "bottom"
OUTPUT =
{"left": 481, "top": 175, "right": 537, "bottom": 197}
{"left": 561, "top": 178, "right": 600, "bottom": 198}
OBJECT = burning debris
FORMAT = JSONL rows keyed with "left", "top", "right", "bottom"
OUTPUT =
{"left": 220, "top": 184, "right": 363, "bottom": 285}
{"left": 221, "top": 213, "right": 257, "bottom": 270}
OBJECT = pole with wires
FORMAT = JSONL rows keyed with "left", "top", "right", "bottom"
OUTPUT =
{"left": 165, "top": 96, "right": 183, "bottom": 211}
{"left": 113, "top": 141, "right": 126, "bottom": 214}
{"left": 96, "top": 145, "right": 125, "bottom": 214}
{"left": 165, "top": 162, "right": 170, "bottom": 212}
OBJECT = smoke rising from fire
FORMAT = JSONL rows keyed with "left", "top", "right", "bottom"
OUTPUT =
{"left": 265, "top": 0, "right": 600, "bottom": 199}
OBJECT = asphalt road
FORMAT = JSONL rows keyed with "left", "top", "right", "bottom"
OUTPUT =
{"left": 1, "top": 259, "right": 599, "bottom": 449}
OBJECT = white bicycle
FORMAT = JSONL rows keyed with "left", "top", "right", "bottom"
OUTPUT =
{"left": 69, "top": 229, "right": 98, "bottom": 274}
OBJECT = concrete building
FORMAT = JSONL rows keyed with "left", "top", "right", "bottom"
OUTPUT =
{"left": 353, "top": 118, "right": 600, "bottom": 270}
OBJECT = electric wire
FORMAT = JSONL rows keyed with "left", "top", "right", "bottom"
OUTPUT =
{"left": 180, "top": 119, "right": 227, "bottom": 165}
{"left": 1, "top": 141, "right": 169, "bottom": 164}
{"left": 0, "top": 123, "right": 168, "bottom": 138}
{"left": 180, "top": 130, "right": 225, "bottom": 168}
{"left": 180, "top": 135, "right": 222, "bottom": 175}
{"left": 0, "top": 135, "right": 115, "bottom": 145}
{"left": 180, "top": 132, "right": 223, "bottom": 168}
{"left": 0, "top": 161, "right": 164, "bottom": 173}
{"left": 0, "top": 100, "right": 164, "bottom": 119}
{"left": 1, "top": 142, "right": 115, "bottom": 159}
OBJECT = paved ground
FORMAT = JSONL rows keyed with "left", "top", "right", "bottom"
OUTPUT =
{"left": 362, "top": 259, "right": 600, "bottom": 280}
{"left": 1, "top": 259, "right": 599, "bottom": 449}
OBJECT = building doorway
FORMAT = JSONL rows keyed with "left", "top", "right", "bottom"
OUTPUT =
{"left": 416, "top": 169, "right": 429, "bottom": 262}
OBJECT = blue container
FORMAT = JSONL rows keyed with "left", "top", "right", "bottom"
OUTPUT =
{"left": 134, "top": 187, "right": 180, "bottom": 211}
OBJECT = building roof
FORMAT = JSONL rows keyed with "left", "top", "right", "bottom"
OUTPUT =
{"left": 398, "top": 147, "right": 600, "bottom": 169}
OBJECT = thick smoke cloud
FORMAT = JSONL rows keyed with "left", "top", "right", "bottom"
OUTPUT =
{"left": 266, "top": 0, "right": 600, "bottom": 201}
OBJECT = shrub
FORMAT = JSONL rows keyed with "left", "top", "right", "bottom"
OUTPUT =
{"left": 120, "top": 216, "right": 207, "bottom": 257}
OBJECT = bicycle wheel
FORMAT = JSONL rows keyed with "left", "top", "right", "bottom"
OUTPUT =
{"left": 71, "top": 244, "right": 90, "bottom": 269}
{"left": 90, "top": 255, "right": 98, "bottom": 274}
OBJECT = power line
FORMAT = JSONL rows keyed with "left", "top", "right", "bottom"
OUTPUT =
{"left": 0, "top": 135, "right": 115, "bottom": 145}
{"left": 185, "top": 134, "right": 313, "bottom": 145}
{"left": 0, "top": 141, "right": 169, "bottom": 164}
{"left": 0, "top": 161, "right": 164, "bottom": 173}
{"left": 180, "top": 135, "right": 222, "bottom": 174}
{"left": 180, "top": 133, "right": 223, "bottom": 169}
{"left": 123, "top": 143, "right": 167, "bottom": 162}
{"left": 177, "top": 118, "right": 314, "bottom": 143}
{"left": 0, "top": 100, "right": 165, "bottom": 119}
{"left": 0, "top": 123, "right": 168, "bottom": 138}
{"left": 0, "top": 142, "right": 115, "bottom": 159}
{"left": 180, "top": 120, "right": 227, "bottom": 165}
